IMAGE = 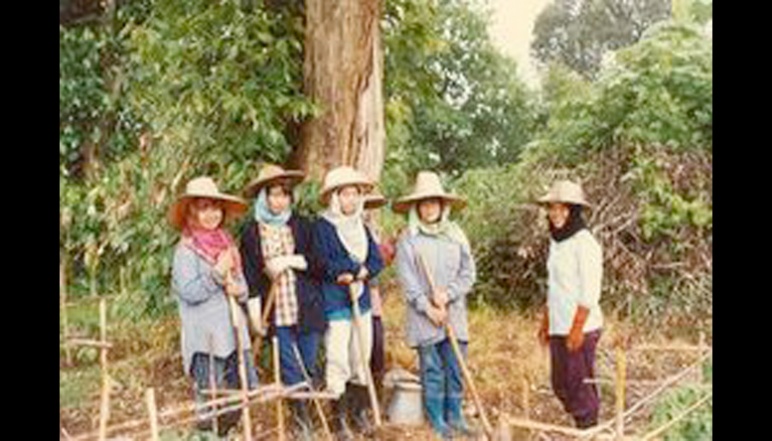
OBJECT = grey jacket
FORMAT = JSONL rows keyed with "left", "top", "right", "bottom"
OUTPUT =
{"left": 395, "top": 232, "right": 476, "bottom": 348}
{"left": 171, "top": 242, "right": 251, "bottom": 375}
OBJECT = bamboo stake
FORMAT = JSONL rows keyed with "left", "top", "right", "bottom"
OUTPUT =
{"left": 208, "top": 334, "right": 219, "bottom": 435}
{"left": 416, "top": 253, "right": 493, "bottom": 438}
{"left": 61, "top": 258, "right": 72, "bottom": 366}
{"left": 65, "top": 339, "right": 114, "bottom": 349}
{"left": 349, "top": 283, "right": 383, "bottom": 427}
{"left": 615, "top": 346, "right": 626, "bottom": 441}
{"left": 273, "top": 335, "right": 286, "bottom": 441}
{"left": 504, "top": 416, "right": 612, "bottom": 438}
{"left": 291, "top": 342, "right": 334, "bottom": 441}
{"left": 97, "top": 299, "right": 110, "bottom": 441}
{"left": 639, "top": 392, "right": 712, "bottom": 441}
{"left": 227, "top": 293, "right": 253, "bottom": 440}
{"left": 145, "top": 388, "right": 159, "bottom": 441}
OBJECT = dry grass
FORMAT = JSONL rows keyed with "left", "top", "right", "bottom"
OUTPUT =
{"left": 60, "top": 281, "right": 710, "bottom": 440}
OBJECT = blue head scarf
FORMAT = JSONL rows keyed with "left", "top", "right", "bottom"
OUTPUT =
{"left": 254, "top": 187, "right": 292, "bottom": 226}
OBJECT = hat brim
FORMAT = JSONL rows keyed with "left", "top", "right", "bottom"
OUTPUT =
{"left": 392, "top": 193, "right": 466, "bottom": 214}
{"left": 364, "top": 197, "right": 388, "bottom": 210}
{"left": 244, "top": 171, "right": 305, "bottom": 198}
{"left": 535, "top": 194, "right": 592, "bottom": 209}
{"left": 319, "top": 181, "right": 375, "bottom": 205}
{"left": 168, "top": 193, "right": 249, "bottom": 230}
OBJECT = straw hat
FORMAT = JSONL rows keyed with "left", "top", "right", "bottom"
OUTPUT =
{"left": 319, "top": 166, "right": 374, "bottom": 205}
{"left": 244, "top": 164, "right": 305, "bottom": 198}
{"left": 168, "top": 177, "right": 248, "bottom": 229}
{"left": 363, "top": 191, "right": 387, "bottom": 210}
{"left": 392, "top": 171, "right": 466, "bottom": 214}
{"left": 536, "top": 180, "right": 591, "bottom": 208}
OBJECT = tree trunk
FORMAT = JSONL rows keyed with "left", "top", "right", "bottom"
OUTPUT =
{"left": 292, "top": 0, "right": 386, "bottom": 185}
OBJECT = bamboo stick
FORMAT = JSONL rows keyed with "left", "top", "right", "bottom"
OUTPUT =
{"left": 227, "top": 294, "right": 253, "bottom": 440}
{"left": 208, "top": 334, "right": 219, "bottom": 435}
{"left": 631, "top": 344, "right": 709, "bottom": 352}
{"left": 145, "top": 388, "right": 159, "bottom": 441}
{"left": 504, "top": 416, "right": 611, "bottom": 438}
{"left": 61, "top": 258, "right": 72, "bottom": 366}
{"left": 64, "top": 339, "right": 114, "bottom": 349}
{"left": 639, "top": 392, "right": 712, "bottom": 441}
{"left": 97, "top": 299, "right": 110, "bottom": 441}
{"left": 615, "top": 346, "right": 626, "bottom": 441}
{"left": 349, "top": 282, "right": 383, "bottom": 427}
{"left": 273, "top": 335, "right": 286, "bottom": 441}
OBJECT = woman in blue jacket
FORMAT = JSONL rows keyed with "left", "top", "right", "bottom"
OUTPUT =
{"left": 313, "top": 166, "right": 384, "bottom": 441}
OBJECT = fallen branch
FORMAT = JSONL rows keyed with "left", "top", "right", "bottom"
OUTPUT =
{"left": 639, "top": 392, "right": 712, "bottom": 441}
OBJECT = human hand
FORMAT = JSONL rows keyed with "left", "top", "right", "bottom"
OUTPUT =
{"left": 426, "top": 304, "right": 448, "bottom": 327}
{"left": 337, "top": 272, "right": 355, "bottom": 285}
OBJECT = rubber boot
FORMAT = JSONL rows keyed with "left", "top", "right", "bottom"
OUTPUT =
{"left": 290, "top": 400, "right": 315, "bottom": 441}
{"left": 426, "top": 397, "right": 452, "bottom": 440}
{"left": 349, "top": 383, "right": 375, "bottom": 437}
{"left": 445, "top": 397, "right": 480, "bottom": 438}
{"left": 331, "top": 395, "right": 354, "bottom": 441}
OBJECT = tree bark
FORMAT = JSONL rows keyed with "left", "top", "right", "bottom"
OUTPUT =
{"left": 292, "top": 0, "right": 385, "bottom": 185}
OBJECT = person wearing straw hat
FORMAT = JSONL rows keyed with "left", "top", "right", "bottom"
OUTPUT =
{"left": 238, "top": 164, "right": 323, "bottom": 440}
{"left": 392, "top": 171, "right": 477, "bottom": 439}
{"left": 168, "top": 176, "right": 259, "bottom": 436}
{"left": 536, "top": 180, "right": 603, "bottom": 429}
{"left": 362, "top": 192, "right": 395, "bottom": 400}
{"left": 312, "top": 166, "right": 385, "bottom": 440}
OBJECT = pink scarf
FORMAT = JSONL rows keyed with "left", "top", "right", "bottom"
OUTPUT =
{"left": 182, "top": 227, "right": 243, "bottom": 277}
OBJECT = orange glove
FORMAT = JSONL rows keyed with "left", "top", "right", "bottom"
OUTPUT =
{"left": 566, "top": 306, "right": 590, "bottom": 352}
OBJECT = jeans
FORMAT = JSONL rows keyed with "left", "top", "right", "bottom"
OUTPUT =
{"left": 190, "top": 349, "right": 259, "bottom": 424}
{"left": 275, "top": 325, "right": 322, "bottom": 386}
{"left": 418, "top": 339, "right": 466, "bottom": 402}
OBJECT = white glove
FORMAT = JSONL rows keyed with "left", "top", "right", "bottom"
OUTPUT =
{"left": 247, "top": 297, "right": 264, "bottom": 336}
{"left": 286, "top": 254, "right": 308, "bottom": 271}
{"left": 264, "top": 256, "right": 292, "bottom": 279}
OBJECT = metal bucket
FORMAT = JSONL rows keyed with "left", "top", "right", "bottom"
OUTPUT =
{"left": 387, "top": 380, "right": 424, "bottom": 425}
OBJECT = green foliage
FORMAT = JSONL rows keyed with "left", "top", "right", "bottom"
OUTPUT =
{"left": 649, "top": 379, "right": 713, "bottom": 440}
{"left": 532, "top": 0, "right": 671, "bottom": 79}
{"left": 384, "top": 0, "right": 537, "bottom": 177}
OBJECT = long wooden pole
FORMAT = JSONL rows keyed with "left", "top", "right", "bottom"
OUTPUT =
{"left": 349, "top": 283, "right": 383, "bottom": 427}
{"left": 97, "top": 299, "right": 110, "bottom": 441}
{"left": 273, "top": 335, "right": 286, "bottom": 441}
{"left": 145, "top": 388, "right": 159, "bottom": 441}
{"left": 208, "top": 334, "right": 219, "bottom": 435}
{"left": 416, "top": 253, "right": 494, "bottom": 438}
{"left": 227, "top": 293, "right": 253, "bottom": 440}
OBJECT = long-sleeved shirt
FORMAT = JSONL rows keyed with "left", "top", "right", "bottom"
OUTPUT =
{"left": 171, "top": 242, "right": 251, "bottom": 375}
{"left": 312, "top": 218, "right": 384, "bottom": 321}
{"left": 546, "top": 229, "right": 604, "bottom": 335}
{"left": 239, "top": 215, "right": 325, "bottom": 333}
{"left": 395, "top": 231, "right": 476, "bottom": 348}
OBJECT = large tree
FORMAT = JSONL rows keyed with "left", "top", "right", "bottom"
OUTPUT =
{"left": 531, "top": 0, "right": 671, "bottom": 79}
{"left": 291, "top": 0, "right": 386, "bottom": 184}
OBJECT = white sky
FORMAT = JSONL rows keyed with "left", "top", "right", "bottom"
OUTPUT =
{"left": 486, "top": 0, "right": 552, "bottom": 88}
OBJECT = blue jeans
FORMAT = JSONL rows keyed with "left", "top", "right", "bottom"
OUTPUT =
{"left": 190, "top": 350, "right": 259, "bottom": 423}
{"left": 276, "top": 326, "right": 322, "bottom": 386}
{"left": 418, "top": 339, "right": 467, "bottom": 402}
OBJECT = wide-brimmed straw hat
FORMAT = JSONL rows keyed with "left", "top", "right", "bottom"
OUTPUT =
{"left": 168, "top": 176, "right": 248, "bottom": 229}
{"left": 319, "top": 166, "right": 374, "bottom": 205}
{"left": 392, "top": 171, "right": 466, "bottom": 214}
{"left": 536, "top": 180, "right": 591, "bottom": 208}
{"left": 363, "top": 191, "right": 387, "bottom": 210}
{"left": 244, "top": 164, "right": 305, "bottom": 198}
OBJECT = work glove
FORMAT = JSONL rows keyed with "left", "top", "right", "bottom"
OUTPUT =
{"left": 247, "top": 297, "right": 265, "bottom": 336}
{"left": 265, "top": 255, "right": 292, "bottom": 279}
{"left": 286, "top": 254, "right": 308, "bottom": 271}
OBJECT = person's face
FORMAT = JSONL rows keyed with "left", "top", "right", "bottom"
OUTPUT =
{"left": 418, "top": 198, "right": 443, "bottom": 224}
{"left": 547, "top": 202, "right": 570, "bottom": 230}
{"left": 188, "top": 198, "right": 224, "bottom": 230}
{"left": 338, "top": 185, "right": 361, "bottom": 215}
{"left": 266, "top": 184, "right": 291, "bottom": 215}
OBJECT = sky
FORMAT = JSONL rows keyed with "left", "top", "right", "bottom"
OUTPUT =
{"left": 486, "top": 0, "right": 552, "bottom": 88}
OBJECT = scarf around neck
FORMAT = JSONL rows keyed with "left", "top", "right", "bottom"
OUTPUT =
{"left": 549, "top": 204, "right": 587, "bottom": 242}
{"left": 322, "top": 190, "right": 369, "bottom": 263}
{"left": 182, "top": 226, "right": 243, "bottom": 276}
{"left": 254, "top": 187, "right": 292, "bottom": 226}
{"left": 408, "top": 204, "right": 471, "bottom": 251}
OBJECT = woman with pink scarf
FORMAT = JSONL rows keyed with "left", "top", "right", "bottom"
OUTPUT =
{"left": 169, "top": 177, "right": 258, "bottom": 436}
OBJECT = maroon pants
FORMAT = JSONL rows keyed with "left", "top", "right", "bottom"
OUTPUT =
{"left": 549, "top": 330, "right": 601, "bottom": 428}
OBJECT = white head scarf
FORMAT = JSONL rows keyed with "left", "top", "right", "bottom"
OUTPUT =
{"left": 321, "top": 188, "right": 369, "bottom": 263}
